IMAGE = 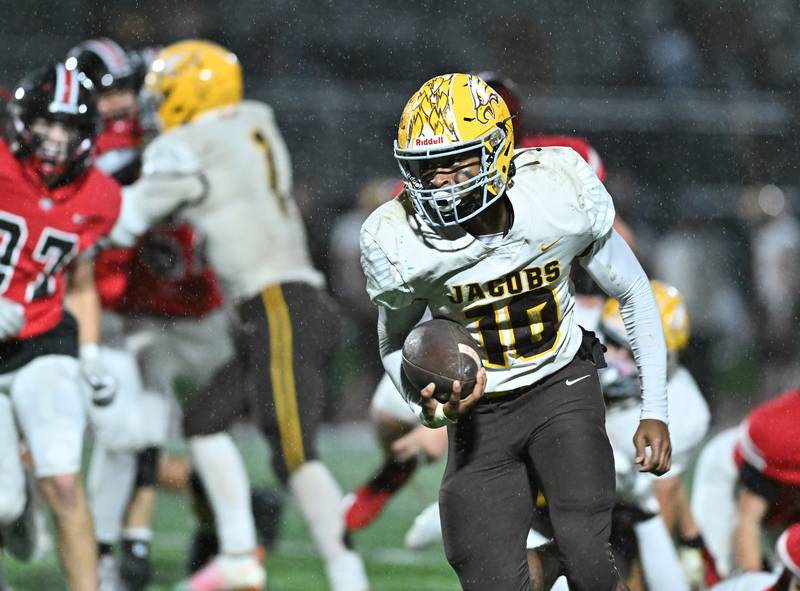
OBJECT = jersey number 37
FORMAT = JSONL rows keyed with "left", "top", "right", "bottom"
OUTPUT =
{"left": 0, "top": 211, "right": 78, "bottom": 302}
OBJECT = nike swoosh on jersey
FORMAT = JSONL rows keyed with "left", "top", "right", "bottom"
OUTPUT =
{"left": 540, "top": 238, "right": 562, "bottom": 252}
{"left": 565, "top": 375, "right": 590, "bottom": 386}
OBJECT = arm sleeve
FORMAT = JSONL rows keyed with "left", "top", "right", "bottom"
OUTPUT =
{"left": 581, "top": 230, "right": 669, "bottom": 423}
{"left": 106, "top": 135, "right": 207, "bottom": 247}
{"left": 377, "top": 301, "right": 427, "bottom": 397}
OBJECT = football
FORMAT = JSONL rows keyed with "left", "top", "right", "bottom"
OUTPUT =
{"left": 401, "top": 318, "right": 483, "bottom": 404}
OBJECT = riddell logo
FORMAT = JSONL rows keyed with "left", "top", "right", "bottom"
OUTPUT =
{"left": 414, "top": 136, "right": 445, "bottom": 147}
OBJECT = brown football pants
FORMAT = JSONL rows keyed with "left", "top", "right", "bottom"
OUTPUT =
{"left": 182, "top": 282, "right": 339, "bottom": 484}
{"left": 440, "top": 355, "right": 621, "bottom": 591}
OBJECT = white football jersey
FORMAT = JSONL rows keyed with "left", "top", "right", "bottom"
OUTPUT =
{"left": 122, "top": 101, "right": 324, "bottom": 301}
{"left": 361, "top": 147, "right": 615, "bottom": 393}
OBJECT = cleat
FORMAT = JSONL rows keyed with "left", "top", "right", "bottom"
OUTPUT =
{"left": 119, "top": 538, "right": 152, "bottom": 591}
{"left": 344, "top": 486, "right": 394, "bottom": 531}
{"left": 175, "top": 552, "right": 266, "bottom": 591}
{"left": 1, "top": 474, "right": 41, "bottom": 562}
{"left": 344, "top": 458, "right": 416, "bottom": 531}
{"left": 325, "top": 550, "right": 369, "bottom": 591}
{"left": 404, "top": 502, "right": 442, "bottom": 549}
{"left": 186, "top": 526, "right": 220, "bottom": 576}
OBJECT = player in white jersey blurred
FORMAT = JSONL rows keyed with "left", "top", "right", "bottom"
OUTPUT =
{"left": 599, "top": 280, "right": 711, "bottom": 589}
{"left": 360, "top": 72, "right": 670, "bottom": 591}
{"left": 114, "top": 40, "right": 368, "bottom": 591}
{"left": 710, "top": 523, "right": 800, "bottom": 591}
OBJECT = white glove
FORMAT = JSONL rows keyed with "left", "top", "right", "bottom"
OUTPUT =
{"left": 0, "top": 296, "right": 24, "bottom": 339}
{"left": 80, "top": 343, "right": 117, "bottom": 407}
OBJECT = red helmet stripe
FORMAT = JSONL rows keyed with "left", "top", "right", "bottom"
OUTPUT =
{"left": 61, "top": 67, "right": 74, "bottom": 104}
{"left": 51, "top": 64, "right": 80, "bottom": 113}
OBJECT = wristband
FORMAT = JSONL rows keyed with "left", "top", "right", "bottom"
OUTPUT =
{"left": 419, "top": 402, "right": 457, "bottom": 429}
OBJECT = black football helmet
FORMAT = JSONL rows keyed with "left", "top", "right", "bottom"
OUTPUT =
{"left": 7, "top": 63, "right": 99, "bottom": 187}
{"left": 65, "top": 37, "right": 137, "bottom": 93}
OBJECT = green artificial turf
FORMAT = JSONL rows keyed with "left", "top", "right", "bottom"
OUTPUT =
{"left": 5, "top": 425, "right": 460, "bottom": 590}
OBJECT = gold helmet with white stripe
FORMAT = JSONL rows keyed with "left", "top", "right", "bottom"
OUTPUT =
{"left": 394, "top": 73, "right": 514, "bottom": 227}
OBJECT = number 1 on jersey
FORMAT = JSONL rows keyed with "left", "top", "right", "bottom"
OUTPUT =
{"left": 251, "top": 130, "right": 289, "bottom": 215}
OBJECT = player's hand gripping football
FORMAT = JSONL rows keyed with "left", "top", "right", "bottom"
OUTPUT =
{"left": 419, "top": 367, "right": 487, "bottom": 424}
{"left": 633, "top": 419, "right": 672, "bottom": 475}
{"left": 0, "top": 295, "right": 24, "bottom": 339}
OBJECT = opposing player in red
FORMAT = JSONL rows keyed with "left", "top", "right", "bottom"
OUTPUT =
{"left": 693, "top": 389, "right": 800, "bottom": 578}
{"left": 344, "top": 71, "right": 611, "bottom": 535}
{"left": 710, "top": 522, "right": 800, "bottom": 591}
{"left": 0, "top": 63, "right": 125, "bottom": 591}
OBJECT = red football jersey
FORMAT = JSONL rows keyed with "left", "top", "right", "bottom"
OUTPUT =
{"left": 93, "top": 118, "right": 223, "bottom": 318}
{"left": 518, "top": 134, "right": 606, "bottom": 183}
{"left": 0, "top": 139, "right": 121, "bottom": 338}
{"left": 94, "top": 221, "right": 223, "bottom": 317}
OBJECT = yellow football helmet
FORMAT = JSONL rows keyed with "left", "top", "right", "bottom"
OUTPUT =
{"left": 601, "top": 279, "right": 690, "bottom": 353}
{"left": 145, "top": 40, "right": 242, "bottom": 131}
{"left": 394, "top": 73, "right": 514, "bottom": 227}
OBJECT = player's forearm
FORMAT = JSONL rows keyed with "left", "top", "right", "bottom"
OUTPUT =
{"left": 733, "top": 489, "right": 770, "bottom": 572}
{"left": 733, "top": 516, "right": 764, "bottom": 571}
{"left": 583, "top": 230, "right": 668, "bottom": 422}
{"left": 65, "top": 260, "right": 102, "bottom": 345}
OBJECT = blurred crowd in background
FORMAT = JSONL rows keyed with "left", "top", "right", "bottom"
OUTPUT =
{"left": 3, "top": 0, "right": 799, "bottom": 424}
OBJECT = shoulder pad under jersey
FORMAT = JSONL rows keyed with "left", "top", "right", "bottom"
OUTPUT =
{"left": 360, "top": 199, "right": 416, "bottom": 310}
{"left": 515, "top": 146, "right": 615, "bottom": 241}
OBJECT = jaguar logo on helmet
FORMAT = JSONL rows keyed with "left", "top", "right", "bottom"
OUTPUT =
{"left": 467, "top": 76, "right": 500, "bottom": 125}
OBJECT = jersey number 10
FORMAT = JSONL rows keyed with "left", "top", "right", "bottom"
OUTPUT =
{"left": 465, "top": 287, "right": 561, "bottom": 368}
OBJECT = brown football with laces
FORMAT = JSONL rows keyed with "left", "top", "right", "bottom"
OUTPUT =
{"left": 401, "top": 318, "right": 483, "bottom": 404}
